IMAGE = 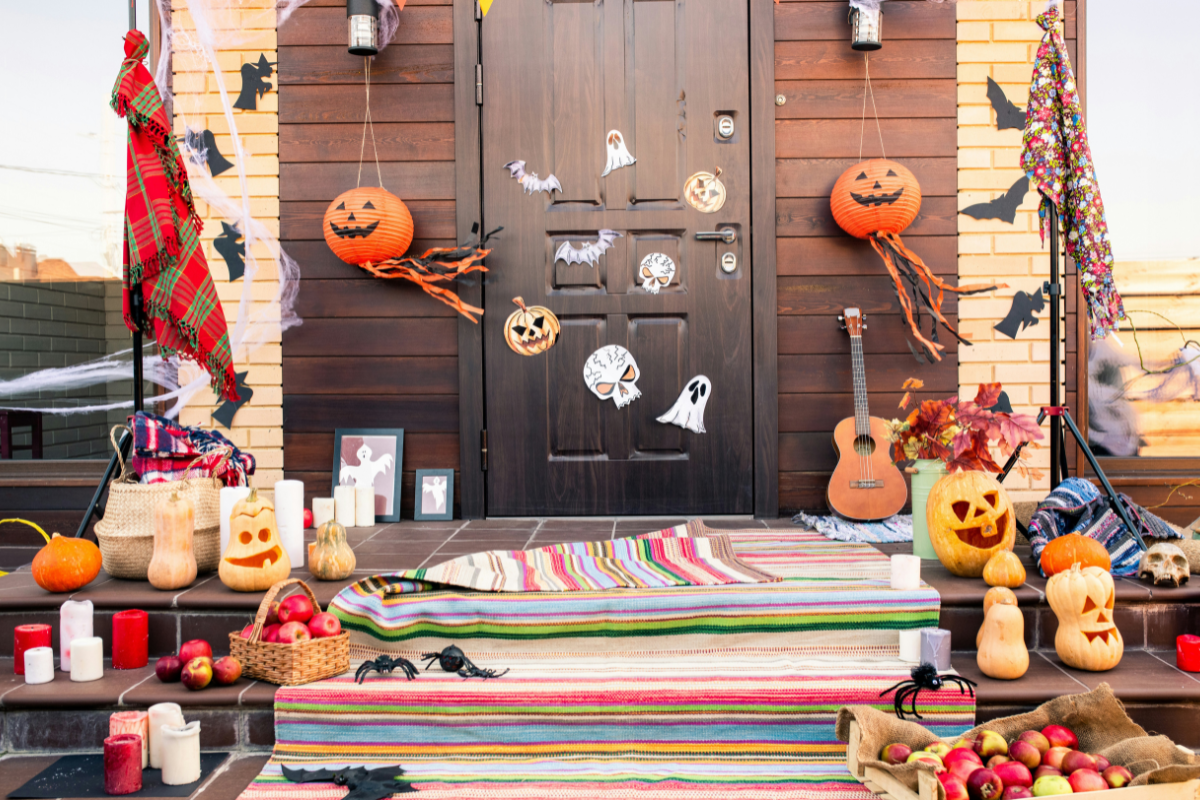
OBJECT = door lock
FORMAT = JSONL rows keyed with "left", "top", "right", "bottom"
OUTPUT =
{"left": 696, "top": 228, "right": 736, "bottom": 244}
{"left": 716, "top": 115, "right": 735, "bottom": 139}
{"left": 720, "top": 252, "right": 737, "bottom": 273}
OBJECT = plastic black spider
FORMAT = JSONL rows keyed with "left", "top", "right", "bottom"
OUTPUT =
{"left": 420, "top": 645, "right": 509, "bottom": 680}
{"left": 355, "top": 655, "right": 418, "bottom": 684}
{"left": 880, "top": 662, "right": 977, "bottom": 720}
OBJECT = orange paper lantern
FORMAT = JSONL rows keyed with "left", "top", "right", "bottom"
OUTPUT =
{"left": 830, "top": 158, "right": 922, "bottom": 239}
{"left": 322, "top": 187, "right": 413, "bottom": 266}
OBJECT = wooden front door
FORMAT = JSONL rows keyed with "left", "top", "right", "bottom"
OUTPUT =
{"left": 480, "top": 0, "right": 753, "bottom": 516}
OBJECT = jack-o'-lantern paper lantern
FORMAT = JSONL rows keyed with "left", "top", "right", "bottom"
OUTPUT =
{"left": 926, "top": 469, "right": 1016, "bottom": 578}
{"left": 323, "top": 187, "right": 414, "bottom": 267}
{"left": 219, "top": 488, "right": 292, "bottom": 592}
{"left": 831, "top": 159, "right": 1000, "bottom": 361}
{"left": 505, "top": 297, "right": 560, "bottom": 356}
{"left": 1047, "top": 564, "right": 1124, "bottom": 671}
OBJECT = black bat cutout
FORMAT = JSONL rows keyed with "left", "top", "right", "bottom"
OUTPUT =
{"left": 961, "top": 176, "right": 1030, "bottom": 224}
{"left": 986, "top": 77, "right": 1027, "bottom": 130}
{"left": 183, "top": 128, "right": 234, "bottom": 177}
{"left": 994, "top": 289, "right": 1046, "bottom": 340}
{"left": 214, "top": 221, "right": 246, "bottom": 281}
{"left": 234, "top": 54, "right": 275, "bottom": 111}
{"left": 986, "top": 390, "right": 1014, "bottom": 415}
{"left": 213, "top": 371, "right": 253, "bottom": 429}
{"left": 281, "top": 765, "right": 417, "bottom": 800}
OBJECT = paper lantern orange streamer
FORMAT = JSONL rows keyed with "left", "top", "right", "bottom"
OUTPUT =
{"left": 323, "top": 187, "right": 414, "bottom": 266}
{"left": 831, "top": 159, "right": 1001, "bottom": 361}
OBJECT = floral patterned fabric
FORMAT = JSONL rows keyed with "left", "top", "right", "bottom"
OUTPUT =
{"left": 1021, "top": 4, "right": 1125, "bottom": 340}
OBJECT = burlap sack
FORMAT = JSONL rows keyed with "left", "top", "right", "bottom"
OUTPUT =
{"left": 837, "top": 684, "right": 1199, "bottom": 798}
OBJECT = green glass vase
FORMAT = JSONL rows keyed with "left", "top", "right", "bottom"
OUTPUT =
{"left": 910, "top": 458, "right": 947, "bottom": 560}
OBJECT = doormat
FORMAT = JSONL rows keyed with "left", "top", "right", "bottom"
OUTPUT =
{"left": 7, "top": 752, "right": 229, "bottom": 798}
{"left": 792, "top": 511, "right": 913, "bottom": 544}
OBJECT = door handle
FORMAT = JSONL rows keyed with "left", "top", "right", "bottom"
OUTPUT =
{"left": 695, "top": 228, "right": 736, "bottom": 244}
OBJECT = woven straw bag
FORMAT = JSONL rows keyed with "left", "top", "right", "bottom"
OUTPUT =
{"left": 94, "top": 426, "right": 224, "bottom": 580}
{"left": 229, "top": 579, "right": 350, "bottom": 686}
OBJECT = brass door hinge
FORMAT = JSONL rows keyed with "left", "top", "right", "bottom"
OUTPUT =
{"left": 480, "top": 429, "right": 488, "bottom": 471}
{"left": 475, "top": 64, "right": 483, "bottom": 105}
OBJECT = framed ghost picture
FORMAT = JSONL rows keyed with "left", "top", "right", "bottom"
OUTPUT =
{"left": 414, "top": 469, "right": 454, "bottom": 521}
{"left": 332, "top": 429, "right": 404, "bottom": 523}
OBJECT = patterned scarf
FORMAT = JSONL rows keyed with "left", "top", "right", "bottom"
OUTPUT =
{"left": 111, "top": 30, "right": 238, "bottom": 401}
{"left": 1021, "top": 5, "right": 1125, "bottom": 340}
{"left": 131, "top": 411, "right": 256, "bottom": 487}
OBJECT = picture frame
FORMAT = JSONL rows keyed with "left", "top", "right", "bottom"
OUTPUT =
{"left": 414, "top": 469, "right": 454, "bottom": 521}
{"left": 332, "top": 429, "right": 404, "bottom": 523}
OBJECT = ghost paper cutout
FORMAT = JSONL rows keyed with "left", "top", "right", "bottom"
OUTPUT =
{"left": 583, "top": 345, "right": 641, "bottom": 408}
{"left": 639, "top": 253, "right": 676, "bottom": 294}
{"left": 601, "top": 130, "right": 636, "bottom": 177}
{"left": 423, "top": 476, "right": 447, "bottom": 513}
{"left": 555, "top": 230, "right": 621, "bottom": 267}
{"left": 657, "top": 375, "right": 710, "bottom": 434}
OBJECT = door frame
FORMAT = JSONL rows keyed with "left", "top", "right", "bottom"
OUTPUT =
{"left": 454, "top": 0, "right": 778, "bottom": 519}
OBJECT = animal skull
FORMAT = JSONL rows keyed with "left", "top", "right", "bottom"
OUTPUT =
{"left": 639, "top": 253, "right": 676, "bottom": 294}
{"left": 1138, "top": 542, "right": 1190, "bottom": 588}
{"left": 583, "top": 345, "right": 641, "bottom": 408}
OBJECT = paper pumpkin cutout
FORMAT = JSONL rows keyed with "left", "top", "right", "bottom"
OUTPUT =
{"left": 214, "top": 221, "right": 245, "bottom": 281}
{"left": 234, "top": 54, "right": 275, "bottom": 111}
{"left": 639, "top": 253, "right": 676, "bottom": 294}
{"left": 218, "top": 488, "right": 291, "bottom": 592}
{"left": 657, "top": 375, "right": 710, "bottom": 434}
{"left": 555, "top": 230, "right": 621, "bottom": 267}
{"left": 684, "top": 169, "right": 726, "bottom": 213}
{"left": 504, "top": 297, "right": 560, "bottom": 356}
{"left": 213, "top": 371, "right": 254, "bottom": 429}
{"left": 503, "top": 161, "right": 562, "bottom": 196}
{"left": 583, "top": 345, "right": 641, "bottom": 409}
{"left": 323, "top": 186, "right": 415, "bottom": 267}
{"left": 601, "top": 130, "right": 636, "bottom": 177}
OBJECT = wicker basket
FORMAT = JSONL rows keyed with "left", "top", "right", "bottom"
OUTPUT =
{"left": 94, "top": 426, "right": 223, "bottom": 579}
{"left": 229, "top": 579, "right": 350, "bottom": 686}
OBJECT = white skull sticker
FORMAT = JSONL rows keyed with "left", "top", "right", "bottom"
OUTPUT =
{"left": 639, "top": 253, "right": 676, "bottom": 294}
{"left": 583, "top": 345, "right": 641, "bottom": 408}
{"left": 657, "top": 375, "right": 711, "bottom": 434}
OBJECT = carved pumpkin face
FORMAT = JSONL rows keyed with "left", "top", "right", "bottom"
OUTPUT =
{"left": 322, "top": 187, "right": 414, "bottom": 266}
{"left": 1048, "top": 564, "right": 1124, "bottom": 671}
{"left": 504, "top": 296, "right": 560, "bottom": 356}
{"left": 927, "top": 470, "right": 1016, "bottom": 578}
{"left": 830, "top": 158, "right": 922, "bottom": 239}
{"left": 218, "top": 489, "right": 292, "bottom": 592}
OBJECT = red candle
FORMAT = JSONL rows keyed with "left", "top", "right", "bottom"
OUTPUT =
{"left": 111, "top": 610, "right": 149, "bottom": 670}
{"left": 104, "top": 733, "right": 143, "bottom": 795}
{"left": 1177, "top": 634, "right": 1200, "bottom": 673}
{"left": 14, "top": 624, "right": 52, "bottom": 676}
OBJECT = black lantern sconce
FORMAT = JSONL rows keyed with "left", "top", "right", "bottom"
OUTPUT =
{"left": 348, "top": 0, "right": 380, "bottom": 56}
{"left": 849, "top": 4, "right": 883, "bottom": 51}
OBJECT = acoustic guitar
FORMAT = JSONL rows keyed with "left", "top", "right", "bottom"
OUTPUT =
{"left": 827, "top": 308, "right": 908, "bottom": 521}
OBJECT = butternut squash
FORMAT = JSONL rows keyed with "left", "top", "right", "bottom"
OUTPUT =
{"left": 310, "top": 520, "right": 356, "bottom": 581}
{"left": 976, "top": 601, "right": 1029, "bottom": 680}
{"left": 147, "top": 492, "right": 198, "bottom": 591}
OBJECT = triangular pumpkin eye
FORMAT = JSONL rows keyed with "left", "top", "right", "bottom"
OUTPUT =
{"left": 347, "top": 213, "right": 357, "bottom": 221}
{"left": 952, "top": 501, "right": 971, "bottom": 522}
{"left": 335, "top": 202, "right": 346, "bottom": 210}
{"left": 855, "top": 171, "right": 868, "bottom": 180}
{"left": 886, "top": 169, "right": 897, "bottom": 177}
{"left": 512, "top": 325, "right": 526, "bottom": 336}
{"left": 1082, "top": 596, "right": 1097, "bottom": 612}
{"left": 984, "top": 491, "right": 998, "bottom": 507}
{"left": 362, "top": 200, "right": 376, "bottom": 209}
{"left": 532, "top": 317, "right": 545, "bottom": 329}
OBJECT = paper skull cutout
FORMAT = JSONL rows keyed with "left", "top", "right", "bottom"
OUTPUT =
{"left": 639, "top": 253, "right": 676, "bottom": 294}
{"left": 601, "top": 130, "right": 636, "bottom": 177}
{"left": 583, "top": 345, "right": 641, "bottom": 408}
{"left": 657, "top": 375, "right": 711, "bottom": 434}
{"left": 1138, "top": 542, "right": 1190, "bottom": 588}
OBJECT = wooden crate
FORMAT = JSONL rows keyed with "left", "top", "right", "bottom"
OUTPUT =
{"left": 845, "top": 721, "right": 1200, "bottom": 800}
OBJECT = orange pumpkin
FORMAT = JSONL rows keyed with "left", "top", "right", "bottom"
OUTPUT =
{"left": 926, "top": 470, "right": 1016, "bottom": 578}
{"left": 1040, "top": 533, "right": 1112, "bottom": 577}
{"left": 322, "top": 187, "right": 414, "bottom": 266}
{"left": 830, "top": 159, "right": 922, "bottom": 239}
{"left": 8, "top": 518, "right": 104, "bottom": 593}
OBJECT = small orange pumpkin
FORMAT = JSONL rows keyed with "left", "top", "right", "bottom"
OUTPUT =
{"left": 983, "top": 550, "right": 1027, "bottom": 588}
{"left": 830, "top": 159, "right": 922, "bottom": 239}
{"left": 322, "top": 187, "right": 414, "bottom": 266}
{"left": 8, "top": 519, "right": 103, "bottom": 593}
{"left": 1040, "top": 533, "right": 1111, "bottom": 577}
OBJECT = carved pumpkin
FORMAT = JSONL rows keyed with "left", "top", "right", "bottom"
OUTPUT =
{"left": 504, "top": 297, "right": 561, "bottom": 356}
{"left": 1039, "top": 532, "right": 1111, "bottom": 577}
{"left": 1047, "top": 563, "right": 1123, "bottom": 671}
{"left": 322, "top": 187, "right": 414, "bottom": 267}
{"left": 830, "top": 159, "right": 922, "bottom": 239}
{"left": 16, "top": 518, "right": 103, "bottom": 593}
{"left": 983, "top": 550, "right": 1027, "bottom": 588}
{"left": 218, "top": 489, "right": 292, "bottom": 592}
{"left": 147, "top": 492, "right": 197, "bottom": 591}
{"left": 310, "top": 520, "right": 356, "bottom": 581}
{"left": 926, "top": 470, "right": 1016, "bottom": 578}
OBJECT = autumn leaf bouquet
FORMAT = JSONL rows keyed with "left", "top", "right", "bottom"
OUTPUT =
{"left": 887, "top": 379, "right": 1045, "bottom": 478}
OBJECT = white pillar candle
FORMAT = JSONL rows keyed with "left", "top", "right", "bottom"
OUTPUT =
{"left": 110, "top": 711, "right": 149, "bottom": 768}
{"left": 890, "top": 554, "right": 922, "bottom": 591}
{"left": 219, "top": 486, "right": 252, "bottom": 557}
{"left": 312, "top": 498, "right": 335, "bottom": 529}
{"left": 160, "top": 720, "right": 202, "bottom": 786}
{"left": 899, "top": 629, "right": 922, "bottom": 663}
{"left": 59, "top": 599, "right": 93, "bottom": 672}
{"left": 70, "top": 636, "right": 104, "bottom": 682}
{"left": 23, "top": 646, "right": 54, "bottom": 684}
{"left": 355, "top": 485, "right": 375, "bottom": 527}
{"left": 274, "top": 479, "right": 306, "bottom": 568}
{"left": 334, "top": 485, "right": 357, "bottom": 527}
{"left": 148, "top": 702, "right": 185, "bottom": 769}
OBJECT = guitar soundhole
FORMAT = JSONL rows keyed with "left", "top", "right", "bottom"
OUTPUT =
{"left": 853, "top": 435, "right": 876, "bottom": 457}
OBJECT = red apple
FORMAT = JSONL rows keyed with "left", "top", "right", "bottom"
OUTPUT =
{"left": 264, "top": 602, "right": 281, "bottom": 627}
{"left": 303, "top": 508, "right": 314, "bottom": 529}
{"left": 994, "top": 761, "right": 1034, "bottom": 789}
{"left": 308, "top": 612, "right": 342, "bottom": 639}
{"left": 263, "top": 623, "right": 282, "bottom": 643}
{"left": 1092, "top": 756, "right": 1110, "bottom": 773}
{"left": 908, "top": 752, "right": 945, "bottom": 770}
{"left": 213, "top": 655, "right": 242, "bottom": 685}
{"left": 1102, "top": 766, "right": 1132, "bottom": 789}
{"left": 1034, "top": 766, "right": 1063, "bottom": 782}
{"left": 1041, "top": 726, "right": 1078, "bottom": 751}
{"left": 1060, "top": 752, "right": 1096, "bottom": 775}
{"left": 179, "top": 639, "right": 212, "bottom": 664}
{"left": 240, "top": 623, "right": 254, "bottom": 639}
{"left": 1018, "top": 731, "right": 1052, "bottom": 757}
{"left": 277, "top": 621, "right": 311, "bottom": 644}
{"left": 278, "top": 594, "right": 315, "bottom": 625}
{"left": 181, "top": 656, "right": 213, "bottom": 690}
{"left": 1067, "top": 770, "right": 1107, "bottom": 793}
{"left": 967, "top": 768, "right": 1004, "bottom": 800}
{"left": 155, "top": 655, "right": 183, "bottom": 683}
{"left": 945, "top": 748, "right": 984, "bottom": 768}
{"left": 927, "top": 742, "right": 953, "bottom": 758}
{"left": 948, "top": 758, "right": 985, "bottom": 783}
{"left": 1003, "top": 787, "right": 1033, "bottom": 800}
{"left": 1008, "top": 740, "right": 1042, "bottom": 771}
{"left": 940, "top": 773, "right": 970, "bottom": 800}
{"left": 1043, "top": 748, "right": 1071, "bottom": 771}
{"left": 988, "top": 756, "right": 1012, "bottom": 769}
{"left": 881, "top": 743, "right": 913, "bottom": 765}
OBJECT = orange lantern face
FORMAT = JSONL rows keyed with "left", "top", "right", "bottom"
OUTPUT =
{"left": 322, "top": 187, "right": 414, "bottom": 266}
{"left": 830, "top": 159, "right": 922, "bottom": 239}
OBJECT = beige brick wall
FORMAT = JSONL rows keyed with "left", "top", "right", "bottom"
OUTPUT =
{"left": 957, "top": 1, "right": 1056, "bottom": 500}
{"left": 170, "top": 0, "right": 283, "bottom": 490}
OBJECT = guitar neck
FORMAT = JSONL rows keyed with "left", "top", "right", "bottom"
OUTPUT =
{"left": 850, "top": 333, "right": 871, "bottom": 437}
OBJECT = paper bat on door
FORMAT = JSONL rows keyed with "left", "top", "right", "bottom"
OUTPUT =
{"left": 281, "top": 765, "right": 416, "bottom": 800}
{"left": 555, "top": 229, "right": 622, "bottom": 267}
{"left": 994, "top": 289, "right": 1046, "bottom": 339}
{"left": 503, "top": 161, "right": 562, "bottom": 196}
{"left": 986, "top": 77, "right": 1027, "bottom": 131}
{"left": 961, "top": 176, "right": 1030, "bottom": 224}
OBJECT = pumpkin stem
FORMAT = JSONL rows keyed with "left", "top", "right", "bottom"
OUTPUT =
{"left": 0, "top": 518, "right": 51, "bottom": 545}
{"left": 247, "top": 487, "right": 258, "bottom": 502}
{"left": 513, "top": 296, "right": 528, "bottom": 312}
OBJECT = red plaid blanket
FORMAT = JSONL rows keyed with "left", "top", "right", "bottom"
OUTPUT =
{"left": 111, "top": 30, "right": 238, "bottom": 402}
{"left": 132, "top": 412, "right": 255, "bottom": 487}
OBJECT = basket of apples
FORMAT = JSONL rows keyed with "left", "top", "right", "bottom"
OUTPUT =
{"left": 228, "top": 578, "right": 349, "bottom": 686}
